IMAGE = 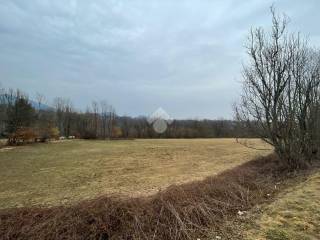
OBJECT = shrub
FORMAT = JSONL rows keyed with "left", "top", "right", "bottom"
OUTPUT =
{"left": 8, "top": 127, "right": 36, "bottom": 145}
{"left": 112, "top": 126, "right": 122, "bottom": 138}
{"left": 49, "top": 127, "right": 60, "bottom": 140}
{"left": 35, "top": 127, "right": 60, "bottom": 142}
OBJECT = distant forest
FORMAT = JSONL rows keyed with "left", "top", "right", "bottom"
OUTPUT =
{"left": 0, "top": 87, "right": 253, "bottom": 144}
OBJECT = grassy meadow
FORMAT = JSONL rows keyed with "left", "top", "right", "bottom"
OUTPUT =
{"left": 0, "top": 138, "right": 271, "bottom": 209}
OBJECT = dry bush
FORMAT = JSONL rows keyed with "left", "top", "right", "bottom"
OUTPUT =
{"left": 49, "top": 127, "right": 60, "bottom": 140}
{"left": 0, "top": 154, "right": 285, "bottom": 240}
{"left": 7, "top": 127, "right": 36, "bottom": 145}
{"left": 36, "top": 127, "right": 60, "bottom": 142}
{"left": 112, "top": 126, "right": 123, "bottom": 138}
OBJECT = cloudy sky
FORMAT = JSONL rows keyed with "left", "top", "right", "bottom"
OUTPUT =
{"left": 1, "top": 0, "right": 320, "bottom": 119}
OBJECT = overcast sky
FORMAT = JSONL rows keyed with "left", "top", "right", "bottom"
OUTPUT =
{"left": 1, "top": 0, "right": 320, "bottom": 119}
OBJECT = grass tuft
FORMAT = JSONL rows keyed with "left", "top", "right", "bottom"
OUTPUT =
{"left": 265, "top": 229, "right": 289, "bottom": 240}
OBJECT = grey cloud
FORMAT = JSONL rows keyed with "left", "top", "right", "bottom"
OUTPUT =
{"left": 1, "top": 0, "right": 320, "bottom": 119}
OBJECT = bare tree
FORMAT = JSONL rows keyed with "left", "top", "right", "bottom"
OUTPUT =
{"left": 53, "top": 97, "right": 73, "bottom": 137}
{"left": 92, "top": 101, "right": 99, "bottom": 138}
{"left": 53, "top": 97, "right": 65, "bottom": 136}
{"left": 36, "top": 93, "right": 45, "bottom": 111}
{"left": 236, "top": 7, "right": 320, "bottom": 169}
{"left": 107, "top": 105, "right": 116, "bottom": 139}
{"left": 100, "top": 100, "right": 108, "bottom": 139}
{"left": 0, "top": 86, "right": 7, "bottom": 135}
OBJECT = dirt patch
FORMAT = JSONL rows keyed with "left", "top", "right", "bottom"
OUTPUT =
{"left": 0, "top": 147, "right": 15, "bottom": 152}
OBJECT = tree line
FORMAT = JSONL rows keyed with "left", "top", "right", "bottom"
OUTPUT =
{"left": 0, "top": 87, "right": 254, "bottom": 144}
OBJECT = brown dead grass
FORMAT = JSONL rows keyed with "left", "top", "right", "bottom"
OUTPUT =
{"left": 0, "top": 154, "right": 283, "bottom": 240}
{"left": 0, "top": 138, "right": 271, "bottom": 209}
{"left": 244, "top": 169, "right": 320, "bottom": 240}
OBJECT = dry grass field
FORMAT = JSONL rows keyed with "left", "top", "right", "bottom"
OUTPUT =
{"left": 244, "top": 171, "right": 320, "bottom": 240}
{"left": 0, "top": 138, "right": 271, "bottom": 209}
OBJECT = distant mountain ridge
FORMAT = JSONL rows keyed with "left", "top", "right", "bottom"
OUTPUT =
{"left": 30, "top": 100, "right": 52, "bottom": 110}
